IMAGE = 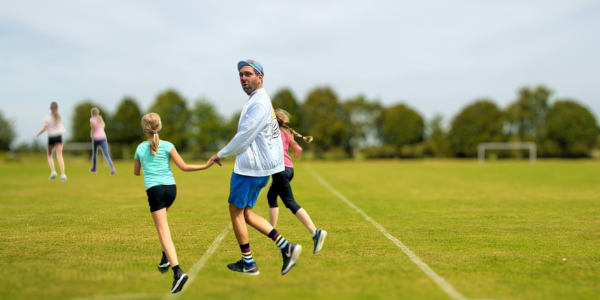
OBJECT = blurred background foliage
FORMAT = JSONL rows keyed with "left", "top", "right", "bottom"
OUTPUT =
{"left": 4, "top": 85, "right": 600, "bottom": 159}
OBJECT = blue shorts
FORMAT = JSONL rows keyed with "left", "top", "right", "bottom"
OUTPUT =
{"left": 228, "top": 172, "right": 270, "bottom": 209}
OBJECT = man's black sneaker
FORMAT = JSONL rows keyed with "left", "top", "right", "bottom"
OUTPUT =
{"left": 171, "top": 268, "right": 188, "bottom": 294}
{"left": 281, "top": 242, "right": 302, "bottom": 275}
{"left": 312, "top": 229, "right": 328, "bottom": 254}
{"left": 158, "top": 254, "right": 170, "bottom": 273}
{"left": 227, "top": 260, "right": 260, "bottom": 275}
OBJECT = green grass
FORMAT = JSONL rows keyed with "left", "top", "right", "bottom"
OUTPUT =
{"left": 1, "top": 157, "right": 599, "bottom": 300}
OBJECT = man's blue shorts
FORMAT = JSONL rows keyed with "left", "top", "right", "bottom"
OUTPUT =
{"left": 228, "top": 172, "right": 270, "bottom": 209}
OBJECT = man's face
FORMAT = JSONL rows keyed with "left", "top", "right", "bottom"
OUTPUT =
{"left": 239, "top": 65, "right": 262, "bottom": 95}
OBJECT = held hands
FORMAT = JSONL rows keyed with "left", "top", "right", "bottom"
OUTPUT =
{"left": 210, "top": 154, "right": 222, "bottom": 167}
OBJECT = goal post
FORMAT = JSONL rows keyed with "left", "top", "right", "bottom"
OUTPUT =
{"left": 477, "top": 142, "right": 536, "bottom": 165}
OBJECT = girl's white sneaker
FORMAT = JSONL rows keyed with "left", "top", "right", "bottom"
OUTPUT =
{"left": 49, "top": 172, "right": 57, "bottom": 180}
{"left": 60, "top": 174, "right": 67, "bottom": 182}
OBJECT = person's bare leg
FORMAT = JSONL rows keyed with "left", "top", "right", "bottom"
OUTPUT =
{"left": 55, "top": 143, "right": 65, "bottom": 175}
{"left": 152, "top": 208, "right": 179, "bottom": 267}
{"left": 269, "top": 207, "right": 279, "bottom": 228}
{"left": 229, "top": 203, "right": 249, "bottom": 244}
{"left": 294, "top": 208, "right": 317, "bottom": 235}
{"left": 47, "top": 145, "right": 55, "bottom": 172}
{"left": 244, "top": 207, "right": 274, "bottom": 236}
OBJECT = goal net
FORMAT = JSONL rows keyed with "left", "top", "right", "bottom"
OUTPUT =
{"left": 477, "top": 142, "right": 536, "bottom": 165}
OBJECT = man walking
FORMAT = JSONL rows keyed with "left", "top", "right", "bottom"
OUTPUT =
{"left": 210, "top": 60, "right": 302, "bottom": 275}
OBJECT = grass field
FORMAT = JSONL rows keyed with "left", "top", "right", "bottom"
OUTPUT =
{"left": 1, "top": 157, "right": 599, "bottom": 300}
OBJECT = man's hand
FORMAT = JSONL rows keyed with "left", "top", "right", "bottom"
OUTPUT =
{"left": 210, "top": 154, "right": 222, "bottom": 166}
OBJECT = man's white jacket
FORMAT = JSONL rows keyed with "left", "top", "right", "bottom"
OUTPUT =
{"left": 217, "top": 88, "right": 285, "bottom": 177}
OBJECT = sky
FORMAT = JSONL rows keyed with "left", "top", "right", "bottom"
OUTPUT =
{"left": 1, "top": 0, "right": 599, "bottom": 146}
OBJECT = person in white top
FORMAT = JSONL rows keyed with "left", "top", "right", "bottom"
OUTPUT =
{"left": 36, "top": 102, "right": 67, "bottom": 181}
{"left": 209, "top": 60, "right": 302, "bottom": 276}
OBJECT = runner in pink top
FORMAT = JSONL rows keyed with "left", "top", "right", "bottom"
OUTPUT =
{"left": 89, "top": 108, "right": 115, "bottom": 175}
{"left": 266, "top": 109, "right": 328, "bottom": 254}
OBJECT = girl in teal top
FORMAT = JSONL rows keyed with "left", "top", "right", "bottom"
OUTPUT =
{"left": 134, "top": 113, "right": 214, "bottom": 294}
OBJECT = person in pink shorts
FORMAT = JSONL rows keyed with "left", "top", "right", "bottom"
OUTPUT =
{"left": 89, "top": 108, "right": 115, "bottom": 175}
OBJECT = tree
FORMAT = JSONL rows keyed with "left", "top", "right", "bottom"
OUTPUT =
{"left": 70, "top": 101, "right": 109, "bottom": 142}
{"left": 448, "top": 99, "right": 504, "bottom": 157}
{"left": 271, "top": 88, "right": 300, "bottom": 129}
{"left": 148, "top": 90, "right": 189, "bottom": 150}
{"left": 186, "top": 98, "right": 225, "bottom": 156}
{"left": 343, "top": 95, "right": 383, "bottom": 158}
{"left": 546, "top": 99, "right": 599, "bottom": 157}
{"left": 504, "top": 86, "right": 551, "bottom": 141}
{"left": 221, "top": 110, "right": 241, "bottom": 147}
{"left": 110, "top": 97, "right": 143, "bottom": 145}
{"left": 381, "top": 103, "right": 424, "bottom": 149}
{"left": 426, "top": 114, "right": 450, "bottom": 157}
{"left": 300, "top": 86, "right": 347, "bottom": 156}
{"left": 0, "top": 110, "right": 16, "bottom": 151}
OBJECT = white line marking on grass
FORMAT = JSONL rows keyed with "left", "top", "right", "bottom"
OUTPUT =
{"left": 167, "top": 222, "right": 232, "bottom": 300}
{"left": 305, "top": 165, "right": 470, "bottom": 300}
{"left": 72, "top": 223, "right": 232, "bottom": 300}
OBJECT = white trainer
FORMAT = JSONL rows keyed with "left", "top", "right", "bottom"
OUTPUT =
{"left": 60, "top": 174, "right": 67, "bottom": 182}
{"left": 49, "top": 172, "right": 57, "bottom": 180}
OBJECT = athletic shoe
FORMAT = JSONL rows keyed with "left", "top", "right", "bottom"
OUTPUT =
{"left": 60, "top": 174, "right": 67, "bottom": 182}
{"left": 226, "top": 260, "right": 260, "bottom": 275}
{"left": 312, "top": 228, "right": 328, "bottom": 254}
{"left": 281, "top": 242, "right": 302, "bottom": 275}
{"left": 171, "top": 268, "right": 188, "bottom": 294}
{"left": 110, "top": 167, "right": 116, "bottom": 176}
{"left": 158, "top": 254, "right": 170, "bottom": 273}
{"left": 89, "top": 168, "right": 97, "bottom": 173}
{"left": 49, "top": 172, "right": 57, "bottom": 180}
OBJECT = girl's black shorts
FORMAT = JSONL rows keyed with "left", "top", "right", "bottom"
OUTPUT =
{"left": 146, "top": 185, "right": 177, "bottom": 212}
{"left": 48, "top": 135, "right": 62, "bottom": 145}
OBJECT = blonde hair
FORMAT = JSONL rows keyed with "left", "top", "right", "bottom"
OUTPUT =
{"left": 50, "top": 102, "right": 61, "bottom": 122}
{"left": 91, "top": 107, "right": 99, "bottom": 116}
{"left": 274, "top": 109, "right": 313, "bottom": 143}
{"left": 141, "top": 113, "right": 162, "bottom": 155}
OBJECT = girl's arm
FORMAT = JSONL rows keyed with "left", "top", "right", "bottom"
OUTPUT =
{"left": 134, "top": 160, "right": 141, "bottom": 176}
{"left": 170, "top": 147, "right": 214, "bottom": 171}
{"left": 290, "top": 139, "right": 303, "bottom": 159}
{"left": 36, "top": 125, "right": 48, "bottom": 137}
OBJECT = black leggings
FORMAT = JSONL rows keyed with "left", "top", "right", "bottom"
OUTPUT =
{"left": 267, "top": 167, "right": 301, "bottom": 214}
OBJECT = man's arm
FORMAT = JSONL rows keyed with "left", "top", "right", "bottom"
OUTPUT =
{"left": 215, "top": 103, "right": 268, "bottom": 160}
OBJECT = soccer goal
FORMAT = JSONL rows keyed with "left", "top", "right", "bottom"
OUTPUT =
{"left": 477, "top": 142, "right": 536, "bottom": 165}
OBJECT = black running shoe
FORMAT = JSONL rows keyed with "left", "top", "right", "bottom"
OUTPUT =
{"left": 171, "top": 268, "right": 188, "bottom": 294}
{"left": 159, "top": 254, "right": 170, "bottom": 268}
{"left": 281, "top": 242, "right": 302, "bottom": 275}
{"left": 312, "top": 229, "right": 328, "bottom": 254}
{"left": 227, "top": 260, "right": 259, "bottom": 275}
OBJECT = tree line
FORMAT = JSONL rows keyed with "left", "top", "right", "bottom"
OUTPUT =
{"left": 3, "top": 85, "right": 599, "bottom": 158}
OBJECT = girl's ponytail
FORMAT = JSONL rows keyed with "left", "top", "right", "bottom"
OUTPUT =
{"left": 150, "top": 131, "right": 160, "bottom": 155}
{"left": 274, "top": 109, "right": 313, "bottom": 143}
{"left": 141, "top": 113, "right": 162, "bottom": 155}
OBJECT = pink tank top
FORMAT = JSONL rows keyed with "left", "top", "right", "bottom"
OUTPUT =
{"left": 90, "top": 116, "right": 107, "bottom": 141}
{"left": 281, "top": 129, "right": 293, "bottom": 168}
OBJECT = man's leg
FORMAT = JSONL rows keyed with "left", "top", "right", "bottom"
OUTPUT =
{"left": 227, "top": 203, "right": 259, "bottom": 275}
{"left": 229, "top": 203, "right": 249, "bottom": 244}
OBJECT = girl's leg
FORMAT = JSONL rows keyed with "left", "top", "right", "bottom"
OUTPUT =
{"left": 266, "top": 178, "right": 280, "bottom": 228}
{"left": 99, "top": 140, "right": 115, "bottom": 171}
{"left": 294, "top": 209, "right": 316, "bottom": 235}
{"left": 152, "top": 208, "right": 179, "bottom": 267}
{"left": 55, "top": 143, "right": 65, "bottom": 175}
{"left": 91, "top": 140, "right": 98, "bottom": 170}
{"left": 47, "top": 144, "right": 56, "bottom": 172}
{"left": 269, "top": 207, "right": 279, "bottom": 228}
{"left": 280, "top": 168, "right": 317, "bottom": 234}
